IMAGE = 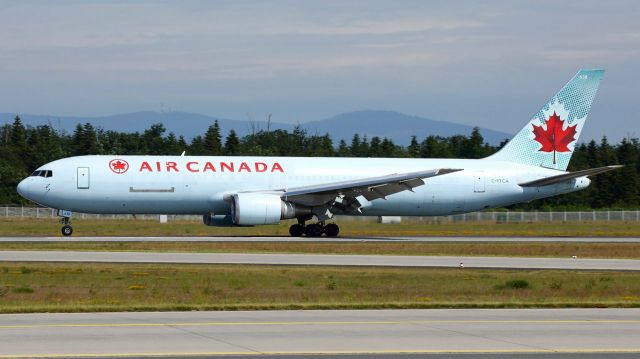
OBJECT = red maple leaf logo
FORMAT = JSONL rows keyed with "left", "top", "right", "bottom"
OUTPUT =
{"left": 109, "top": 159, "right": 129, "bottom": 174}
{"left": 532, "top": 112, "right": 577, "bottom": 164}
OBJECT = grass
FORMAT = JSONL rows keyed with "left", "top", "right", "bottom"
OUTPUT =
{"left": 3, "top": 241, "right": 640, "bottom": 259}
{"left": 2, "top": 218, "right": 640, "bottom": 237}
{"left": 1, "top": 262, "right": 639, "bottom": 313}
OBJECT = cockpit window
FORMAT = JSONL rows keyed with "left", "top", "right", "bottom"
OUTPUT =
{"left": 30, "top": 170, "right": 52, "bottom": 178}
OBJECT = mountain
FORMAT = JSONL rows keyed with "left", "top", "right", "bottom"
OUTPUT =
{"left": 0, "top": 111, "right": 291, "bottom": 139}
{"left": 303, "top": 110, "right": 510, "bottom": 145}
{"left": 0, "top": 110, "right": 511, "bottom": 145}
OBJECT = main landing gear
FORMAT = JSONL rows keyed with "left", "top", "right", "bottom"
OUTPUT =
{"left": 60, "top": 217, "right": 73, "bottom": 236}
{"left": 289, "top": 220, "right": 339, "bottom": 237}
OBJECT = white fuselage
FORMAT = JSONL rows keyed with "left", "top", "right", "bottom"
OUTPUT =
{"left": 17, "top": 155, "right": 588, "bottom": 217}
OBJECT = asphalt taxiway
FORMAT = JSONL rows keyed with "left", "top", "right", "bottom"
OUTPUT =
{"left": 1, "top": 309, "right": 639, "bottom": 357}
{"left": 1, "top": 250, "right": 639, "bottom": 270}
{"left": 2, "top": 236, "right": 640, "bottom": 242}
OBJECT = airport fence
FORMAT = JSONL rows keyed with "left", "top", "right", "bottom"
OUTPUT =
{"left": 1, "top": 205, "right": 640, "bottom": 223}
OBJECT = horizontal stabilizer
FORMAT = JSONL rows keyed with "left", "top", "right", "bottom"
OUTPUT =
{"left": 519, "top": 165, "right": 623, "bottom": 187}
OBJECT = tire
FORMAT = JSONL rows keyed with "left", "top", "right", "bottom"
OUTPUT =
{"left": 304, "top": 223, "right": 324, "bottom": 237}
{"left": 61, "top": 225, "right": 73, "bottom": 236}
{"left": 289, "top": 224, "right": 305, "bottom": 237}
{"left": 324, "top": 223, "right": 339, "bottom": 237}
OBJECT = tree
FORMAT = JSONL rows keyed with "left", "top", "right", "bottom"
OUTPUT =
{"left": 71, "top": 123, "right": 100, "bottom": 155}
{"left": 380, "top": 138, "right": 396, "bottom": 157}
{"left": 615, "top": 138, "right": 639, "bottom": 207}
{"left": 164, "top": 132, "right": 183, "bottom": 155}
{"left": 10, "top": 116, "right": 27, "bottom": 156}
{"left": 593, "top": 137, "right": 618, "bottom": 207}
{"left": 224, "top": 130, "right": 240, "bottom": 155}
{"left": 25, "top": 125, "right": 64, "bottom": 170}
{"left": 461, "top": 127, "right": 485, "bottom": 158}
{"left": 142, "top": 123, "right": 167, "bottom": 155}
{"left": 349, "top": 134, "right": 361, "bottom": 157}
{"left": 408, "top": 136, "right": 420, "bottom": 158}
{"left": 203, "top": 120, "right": 222, "bottom": 155}
{"left": 359, "top": 136, "right": 370, "bottom": 157}
{"left": 336, "top": 139, "right": 350, "bottom": 157}
{"left": 369, "top": 136, "right": 382, "bottom": 157}
{"left": 189, "top": 136, "right": 206, "bottom": 155}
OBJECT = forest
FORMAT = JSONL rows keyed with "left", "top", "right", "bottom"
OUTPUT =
{"left": 1, "top": 116, "right": 637, "bottom": 209}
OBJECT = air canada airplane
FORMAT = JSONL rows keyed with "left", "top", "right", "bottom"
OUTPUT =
{"left": 18, "top": 69, "right": 621, "bottom": 237}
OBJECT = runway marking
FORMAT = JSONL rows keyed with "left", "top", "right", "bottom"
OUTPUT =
{"left": 2, "top": 319, "right": 640, "bottom": 329}
{"left": 3, "top": 348, "right": 640, "bottom": 358}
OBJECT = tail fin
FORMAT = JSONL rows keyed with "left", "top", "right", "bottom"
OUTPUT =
{"left": 488, "top": 69, "right": 604, "bottom": 170}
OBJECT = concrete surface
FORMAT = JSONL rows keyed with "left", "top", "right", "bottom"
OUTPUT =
{"left": 1, "top": 309, "right": 639, "bottom": 357}
{"left": 1, "top": 250, "right": 639, "bottom": 270}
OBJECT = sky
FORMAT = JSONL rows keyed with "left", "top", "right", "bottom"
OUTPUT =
{"left": 0, "top": 0, "right": 638, "bottom": 141}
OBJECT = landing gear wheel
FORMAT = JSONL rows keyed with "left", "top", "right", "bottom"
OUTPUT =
{"left": 324, "top": 223, "right": 339, "bottom": 237}
{"left": 289, "top": 224, "right": 305, "bottom": 237}
{"left": 305, "top": 223, "right": 324, "bottom": 237}
{"left": 61, "top": 225, "right": 73, "bottom": 236}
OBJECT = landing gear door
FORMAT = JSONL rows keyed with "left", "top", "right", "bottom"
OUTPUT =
{"left": 77, "top": 167, "right": 90, "bottom": 189}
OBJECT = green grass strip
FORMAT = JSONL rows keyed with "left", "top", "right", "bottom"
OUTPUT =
{"left": 2, "top": 218, "right": 640, "bottom": 237}
{"left": 1, "top": 262, "right": 640, "bottom": 313}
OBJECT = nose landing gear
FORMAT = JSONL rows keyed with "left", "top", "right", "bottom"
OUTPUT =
{"left": 56, "top": 209, "right": 74, "bottom": 236}
{"left": 60, "top": 217, "right": 73, "bottom": 236}
{"left": 288, "top": 220, "right": 339, "bottom": 237}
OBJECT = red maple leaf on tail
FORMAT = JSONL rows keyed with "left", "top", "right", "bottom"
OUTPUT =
{"left": 532, "top": 112, "right": 577, "bottom": 164}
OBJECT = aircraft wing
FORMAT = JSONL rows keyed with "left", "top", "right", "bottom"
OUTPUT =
{"left": 519, "top": 165, "right": 623, "bottom": 187}
{"left": 278, "top": 168, "right": 462, "bottom": 207}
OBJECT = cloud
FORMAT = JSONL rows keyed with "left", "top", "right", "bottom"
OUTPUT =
{"left": 0, "top": 0, "right": 638, "bottom": 142}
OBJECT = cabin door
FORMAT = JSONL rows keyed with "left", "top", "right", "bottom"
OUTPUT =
{"left": 77, "top": 167, "right": 90, "bottom": 189}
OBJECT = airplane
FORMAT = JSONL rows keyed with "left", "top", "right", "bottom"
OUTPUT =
{"left": 17, "top": 69, "right": 621, "bottom": 237}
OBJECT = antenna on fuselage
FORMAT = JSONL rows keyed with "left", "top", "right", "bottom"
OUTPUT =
{"left": 180, "top": 151, "right": 186, "bottom": 156}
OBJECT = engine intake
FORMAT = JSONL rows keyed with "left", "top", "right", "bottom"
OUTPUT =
{"left": 202, "top": 213, "right": 234, "bottom": 227}
{"left": 230, "top": 193, "right": 310, "bottom": 225}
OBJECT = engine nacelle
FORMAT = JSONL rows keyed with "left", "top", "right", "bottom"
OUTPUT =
{"left": 202, "top": 213, "right": 234, "bottom": 227}
{"left": 230, "top": 193, "right": 310, "bottom": 225}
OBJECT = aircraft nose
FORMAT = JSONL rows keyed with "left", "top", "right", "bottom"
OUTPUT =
{"left": 17, "top": 178, "right": 27, "bottom": 197}
{"left": 17, "top": 178, "right": 36, "bottom": 200}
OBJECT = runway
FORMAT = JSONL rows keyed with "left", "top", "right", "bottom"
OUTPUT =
{"left": 2, "top": 236, "right": 640, "bottom": 242}
{"left": 1, "top": 309, "right": 639, "bottom": 357}
{"left": 1, "top": 250, "right": 639, "bottom": 270}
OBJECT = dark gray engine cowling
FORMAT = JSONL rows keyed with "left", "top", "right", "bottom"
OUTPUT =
{"left": 202, "top": 213, "right": 234, "bottom": 227}
{"left": 231, "top": 193, "right": 310, "bottom": 225}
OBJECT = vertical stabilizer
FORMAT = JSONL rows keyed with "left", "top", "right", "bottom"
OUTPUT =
{"left": 488, "top": 69, "right": 604, "bottom": 170}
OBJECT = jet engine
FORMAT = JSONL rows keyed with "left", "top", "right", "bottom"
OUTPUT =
{"left": 202, "top": 213, "right": 234, "bottom": 227}
{"left": 230, "top": 193, "right": 311, "bottom": 225}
